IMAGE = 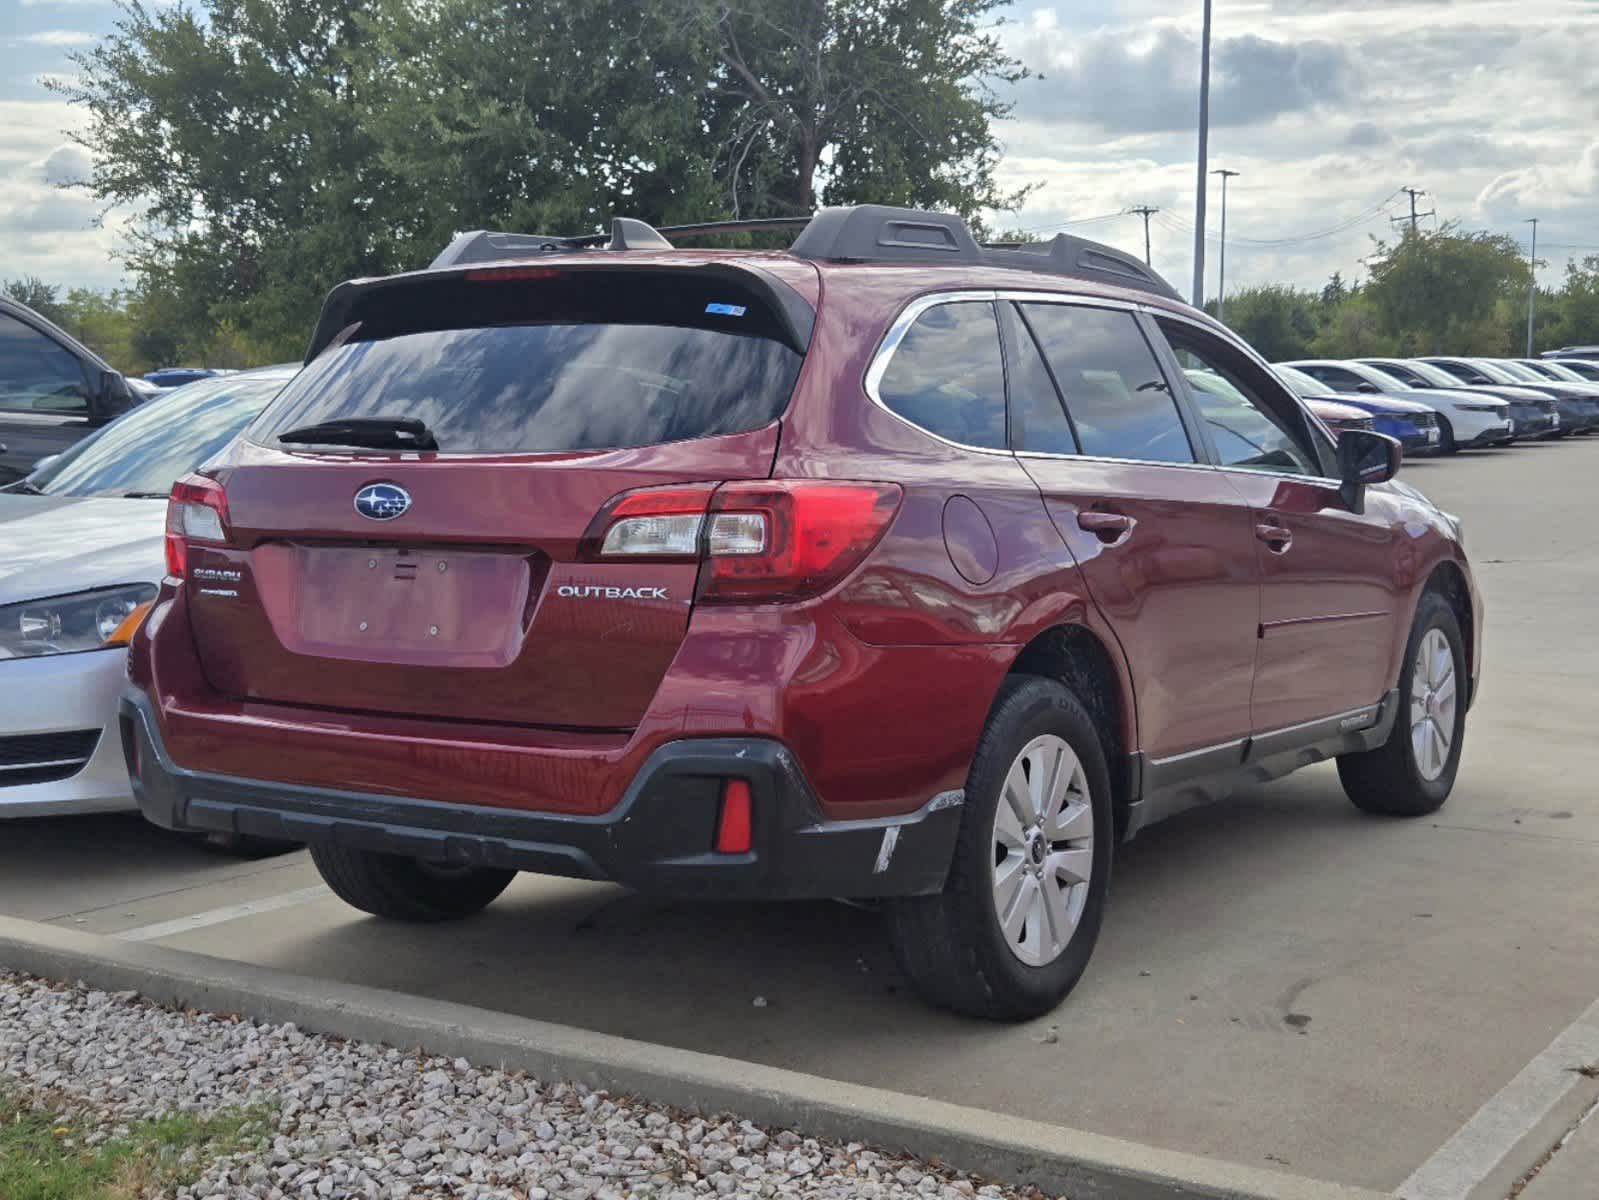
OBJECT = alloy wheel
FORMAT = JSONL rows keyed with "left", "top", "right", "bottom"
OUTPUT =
{"left": 991, "top": 734, "right": 1095, "bottom": 967}
{"left": 1409, "top": 627, "right": 1457, "bottom": 781}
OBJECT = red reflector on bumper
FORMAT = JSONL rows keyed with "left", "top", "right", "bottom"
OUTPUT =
{"left": 716, "top": 780, "right": 753, "bottom": 854}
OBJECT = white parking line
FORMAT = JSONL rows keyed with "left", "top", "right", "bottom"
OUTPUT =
{"left": 1396, "top": 998, "right": 1599, "bottom": 1200}
{"left": 115, "top": 886, "right": 330, "bottom": 943}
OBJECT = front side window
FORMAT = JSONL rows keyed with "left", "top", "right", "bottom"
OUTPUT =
{"left": 1429, "top": 360, "right": 1489, "bottom": 385}
{"left": 1160, "top": 322, "right": 1325, "bottom": 476}
{"left": 0, "top": 312, "right": 89, "bottom": 415}
{"left": 875, "top": 301, "right": 1007, "bottom": 449}
{"left": 1020, "top": 304, "right": 1193, "bottom": 464}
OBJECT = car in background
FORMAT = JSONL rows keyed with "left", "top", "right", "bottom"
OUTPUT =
{"left": 1420, "top": 357, "right": 1599, "bottom": 435}
{"left": 1358, "top": 358, "right": 1555, "bottom": 442}
{"left": 1274, "top": 364, "right": 1440, "bottom": 455}
{"left": 1523, "top": 357, "right": 1599, "bottom": 384}
{"left": 1288, "top": 358, "right": 1519, "bottom": 452}
{"left": 0, "top": 366, "right": 296, "bottom": 822}
{"left": 1487, "top": 360, "right": 1599, "bottom": 433}
{"left": 1, "top": 298, "right": 161, "bottom": 484}
{"left": 144, "top": 367, "right": 232, "bottom": 390}
{"left": 1543, "top": 345, "right": 1599, "bottom": 362}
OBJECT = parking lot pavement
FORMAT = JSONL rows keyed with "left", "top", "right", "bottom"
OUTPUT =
{"left": 4, "top": 439, "right": 1598, "bottom": 1194}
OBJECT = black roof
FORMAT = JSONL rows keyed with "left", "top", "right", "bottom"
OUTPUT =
{"left": 429, "top": 205, "right": 1182, "bottom": 303}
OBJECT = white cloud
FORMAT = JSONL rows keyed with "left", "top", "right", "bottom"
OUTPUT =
{"left": 10, "top": 30, "right": 97, "bottom": 47}
{"left": 1477, "top": 141, "right": 1599, "bottom": 217}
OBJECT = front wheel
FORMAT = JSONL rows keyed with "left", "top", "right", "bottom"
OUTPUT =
{"left": 888, "top": 676, "right": 1114, "bottom": 1021}
{"left": 1337, "top": 591, "right": 1466, "bottom": 817}
{"left": 1436, "top": 415, "right": 1458, "bottom": 455}
{"left": 309, "top": 844, "right": 515, "bottom": 922}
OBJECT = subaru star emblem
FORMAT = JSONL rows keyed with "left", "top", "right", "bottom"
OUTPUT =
{"left": 354, "top": 483, "right": 411, "bottom": 521}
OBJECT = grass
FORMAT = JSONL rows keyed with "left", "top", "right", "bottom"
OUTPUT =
{"left": 0, "top": 1088, "right": 272, "bottom": 1200}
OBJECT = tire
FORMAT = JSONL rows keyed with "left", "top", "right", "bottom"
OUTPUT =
{"left": 1336, "top": 591, "right": 1466, "bottom": 817}
{"left": 1436, "top": 415, "right": 1458, "bottom": 455}
{"left": 309, "top": 844, "right": 515, "bottom": 922}
{"left": 888, "top": 676, "right": 1114, "bottom": 1021}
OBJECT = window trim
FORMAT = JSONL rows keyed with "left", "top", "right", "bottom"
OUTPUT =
{"left": 862, "top": 290, "right": 1014, "bottom": 457}
{"left": 865, "top": 289, "right": 1214, "bottom": 468}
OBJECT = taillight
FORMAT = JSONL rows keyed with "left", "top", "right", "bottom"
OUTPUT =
{"left": 700, "top": 481, "right": 902, "bottom": 603}
{"left": 586, "top": 480, "right": 902, "bottom": 604}
{"left": 164, "top": 475, "right": 230, "bottom": 580}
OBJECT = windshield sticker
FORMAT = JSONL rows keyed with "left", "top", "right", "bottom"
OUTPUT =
{"left": 704, "top": 303, "right": 747, "bottom": 317}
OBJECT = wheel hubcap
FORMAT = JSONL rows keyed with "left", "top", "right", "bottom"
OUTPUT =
{"left": 991, "top": 734, "right": 1095, "bottom": 968}
{"left": 1409, "top": 627, "right": 1457, "bottom": 782}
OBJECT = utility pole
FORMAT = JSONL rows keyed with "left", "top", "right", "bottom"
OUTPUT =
{"left": 1212, "top": 169, "right": 1239, "bottom": 323}
{"left": 1192, "top": 0, "right": 1213, "bottom": 308}
{"left": 1525, "top": 217, "right": 1539, "bottom": 356}
{"left": 1128, "top": 206, "right": 1160, "bottom": 266}
{"left": 1392, "top": 187, "right": 1434, "bottom": 236}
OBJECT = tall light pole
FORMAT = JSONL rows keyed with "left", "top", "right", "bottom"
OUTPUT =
{"left": 1212, "top": 168, "right": 1239, "bottom": 323}
{"left": 1192, "top": 0, "right": 1213, "bottom": 308}
{"left": 1525, "top": 218, "right": 1539, "bottom": 357}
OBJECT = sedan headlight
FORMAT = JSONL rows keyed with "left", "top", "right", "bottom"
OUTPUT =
{"left": 1458, "top": 403, "right": 1505, "bottom": 413}
{"left": 0, "top": 584, "right": 158, "bottom": 660}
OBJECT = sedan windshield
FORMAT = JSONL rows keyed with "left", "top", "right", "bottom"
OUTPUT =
{"left": 25, "top": 370, "right": 294, "bottom": 498}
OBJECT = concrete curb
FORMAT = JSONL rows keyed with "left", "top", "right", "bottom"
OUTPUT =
{"left": 0, "top": 915, "right": 1384, "bottom": 1200}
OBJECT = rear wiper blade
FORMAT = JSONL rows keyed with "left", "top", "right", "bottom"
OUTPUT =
{"left": 276, "top": 417, "right": 439, "bottom": 451}
{"left": 123, "top": 491, "right": 173, "bottom": 499}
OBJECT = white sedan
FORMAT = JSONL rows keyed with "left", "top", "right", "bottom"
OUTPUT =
{"left": 0, "top": 366, "right": 296, "bottom": 817}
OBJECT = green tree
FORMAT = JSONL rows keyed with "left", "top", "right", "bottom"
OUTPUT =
{"left": 1207, "top": 285, "right": 1320, "bottom": 360}
{"left": 1363, "top": 225, "right": 1531, "bottom": 355}
{"left": 2, "top": 276, "right": 67, "bottom": 325}
{"left": 57, "top": 0, "right": 1031, "bottom": 356}
{"left": 689, "top": 0, "right": 1030, "bottom": 220}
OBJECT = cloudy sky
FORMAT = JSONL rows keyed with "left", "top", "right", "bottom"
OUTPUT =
{"left": 3, "top": 0, "right": 1598, "bottom": 302}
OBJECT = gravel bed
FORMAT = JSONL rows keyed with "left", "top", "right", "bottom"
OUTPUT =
{"left": 0, "top": 970, "right": 1060, "bottom": 1200}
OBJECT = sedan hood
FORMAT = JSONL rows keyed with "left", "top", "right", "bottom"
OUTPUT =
{"left": 0, "top": 495, "right": 167, "bottom": 606}
{"left": 1400, "top": 386, "right": 1510, "bottom": 409}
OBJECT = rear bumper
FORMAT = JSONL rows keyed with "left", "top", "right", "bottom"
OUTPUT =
{"left": 121, "top": 689, "right": 962, "bottom": 900}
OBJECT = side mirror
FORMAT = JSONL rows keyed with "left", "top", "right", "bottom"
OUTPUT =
{"left": 1337, "top": 429, "right": 1401, "bottom": 510}
{"left": 91, "top": 371, "right": 135, "bottom": 425}
{"left": 1356, "top": 381, "right": 1379, "bottom": 393}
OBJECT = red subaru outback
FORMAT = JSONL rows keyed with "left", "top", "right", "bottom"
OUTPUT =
{"left": 123, "top": 207, "right": 1480, "bottom": 1019}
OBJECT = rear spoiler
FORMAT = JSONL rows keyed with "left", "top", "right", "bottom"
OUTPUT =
{"left": 304, "top": 259, "right": 817, "bottom": 363}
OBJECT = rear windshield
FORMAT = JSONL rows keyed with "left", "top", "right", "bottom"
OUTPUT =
{"left": 250, "top": 271, "right": 805, "bottom": 453}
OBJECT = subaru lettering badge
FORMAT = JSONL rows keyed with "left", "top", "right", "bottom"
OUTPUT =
{"left": 354, "top": 483, "right": 411, "bottom": 521}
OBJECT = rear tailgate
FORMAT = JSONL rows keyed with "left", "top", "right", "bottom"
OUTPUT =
{"left": 182, "top": 263, "right": 811, "bottom": 730}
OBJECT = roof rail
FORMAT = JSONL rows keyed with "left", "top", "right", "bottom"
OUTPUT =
{"left": 427, "top": 205, "right": 1182, "bottom": 301}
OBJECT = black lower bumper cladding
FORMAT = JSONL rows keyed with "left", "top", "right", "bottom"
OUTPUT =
{"left": 120, "top": 692, "right": 962, "bottom": 901}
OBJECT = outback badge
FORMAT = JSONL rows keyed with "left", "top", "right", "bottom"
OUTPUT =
{"left": 354, "top": 482, "right": 411, "bottom": 521}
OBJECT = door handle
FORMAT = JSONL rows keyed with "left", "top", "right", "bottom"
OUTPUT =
{"left": 1255, "top": 521, "right": 1293, "bottom": 552}
{"left": 1077, "top": 510, "right": 1133, "bottom": 541}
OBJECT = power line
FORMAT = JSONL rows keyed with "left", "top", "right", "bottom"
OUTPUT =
{"left": 1158, "top": 190, "right": 1403, "bottom": 247}
{"left": 1012, "top": 210, "right": 1129, "bottom": 236}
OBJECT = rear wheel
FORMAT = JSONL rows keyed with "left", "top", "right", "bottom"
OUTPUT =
{"left": 309, "top": 844, "right": 515, "bottom": 922}
{"left": 888, "top": 676, "right": 1113, "bottom": 1021}
{"left": 1337, "top": 591, "right": 1466, "bottom": 817}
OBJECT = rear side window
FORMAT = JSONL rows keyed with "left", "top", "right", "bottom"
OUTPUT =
{"left": 874, "top": 301, "right": 1007, "bottom": 449}
{"left": 251, "top": 272, "right": 804, "bottom": 453}
{"left": 1020, "top": 304, "right": 1194, "bottom": 464}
